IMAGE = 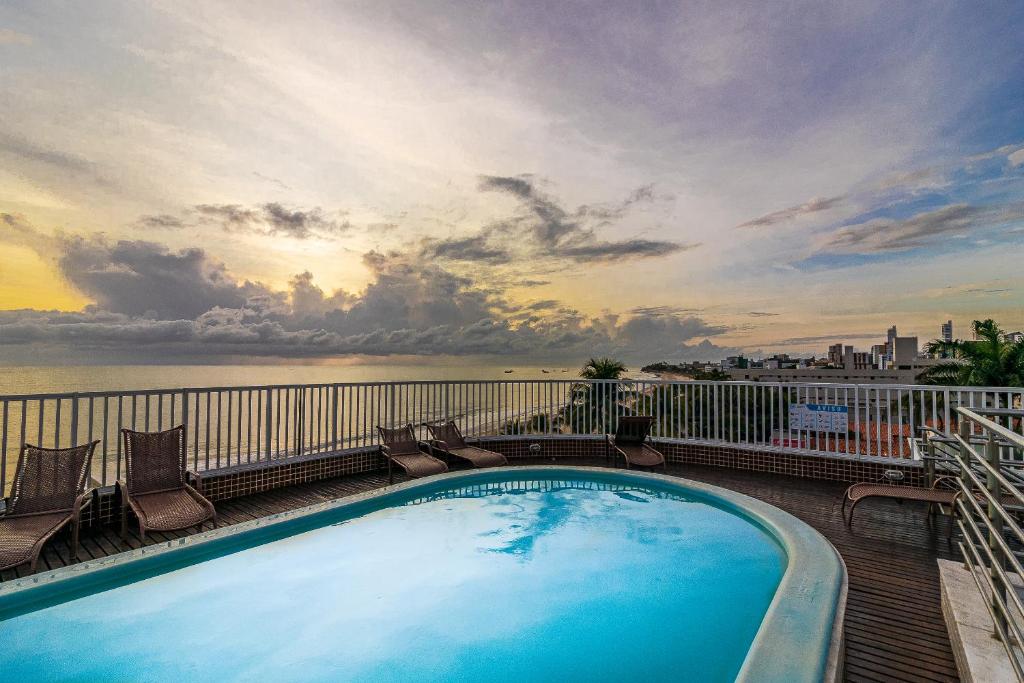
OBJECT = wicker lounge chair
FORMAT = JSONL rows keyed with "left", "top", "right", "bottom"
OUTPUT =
{"left": 608, "top": 416, "right": 666, "bottom": 471}
{"left": 0, "top": 441, "right": 98, "bottom": 572}
{"left": 842, "top": 477, "right": 958, "bottom": 527}
{"left": 119, "top": 425, "right": 216, "bottom": 541}
{"left": 425, "top": 421, "right": 508, "bottom": 469}
{"left": 378, "top": 424, "right": 447, "bottom": 483}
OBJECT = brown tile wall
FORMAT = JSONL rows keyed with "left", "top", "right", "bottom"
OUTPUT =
{"left": 79, "top": 437, "right": 923, "bottom": 527}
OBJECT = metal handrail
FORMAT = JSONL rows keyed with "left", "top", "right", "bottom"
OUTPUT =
{"left": 922, "top": 407, "right": 1024, "bottom": 680}
{"left": 2, "top": 378, "right": 1022, "bottom": 498}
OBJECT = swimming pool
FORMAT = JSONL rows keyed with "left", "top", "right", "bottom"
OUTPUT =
{"left": 0, "top": 467, "right": 844, "bottom": 682}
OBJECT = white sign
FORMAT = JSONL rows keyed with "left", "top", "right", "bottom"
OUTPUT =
{"left": 789, "top": 403, "right": 849, "bottom": 433}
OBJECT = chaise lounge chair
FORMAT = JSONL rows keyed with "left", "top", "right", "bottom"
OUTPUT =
{"left": 608, "top": 416, "right": 666, "bottom": 471}
{"left": 119, "top": 425, "right": 217, "bottom": 542}
{"left": 378, "top": 424, "right": 448, "bottom": 483}
{"left": 425, "top": 420, "right": 508, "bottom": 468}
{"left": 841, "top": 477, "right": 958, "bottom": 528}
{"left": 0, "top": 441, "right": 98, "bottom": 573}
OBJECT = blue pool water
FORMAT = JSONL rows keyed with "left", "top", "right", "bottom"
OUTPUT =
{"left": 1, "top": 472, "right": 786, "bottom": 682}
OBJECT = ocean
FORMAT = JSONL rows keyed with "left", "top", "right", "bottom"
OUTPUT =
{"left": 0, "top": 363, "right": 597, "bottom": 396}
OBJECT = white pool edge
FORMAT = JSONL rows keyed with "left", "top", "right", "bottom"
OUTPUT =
{"left": 0, "top": 466, "right": 846, "bottom": 682}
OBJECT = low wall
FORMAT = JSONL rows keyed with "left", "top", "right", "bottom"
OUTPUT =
{"left": 79, "top": 435, "right": 923, "bottom": 527}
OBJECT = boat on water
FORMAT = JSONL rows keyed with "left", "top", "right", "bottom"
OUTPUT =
{"left": 504, "top": 369, "right": 513, "bottom": 373}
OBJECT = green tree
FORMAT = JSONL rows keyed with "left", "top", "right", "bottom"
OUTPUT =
{"left": 578, "top": 357, "right": 627, "bottom": 379}
{"left": 562, "top": 357, "right": 631, "bottom": 434}
{"left": 919, "top": 319, "right": 1024, "bottom": 387}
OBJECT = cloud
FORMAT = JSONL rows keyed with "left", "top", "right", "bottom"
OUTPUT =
{"left": 0, "top": 133, "right": 98, "bottom": 176}
{"left": 0, "top": 29, "right": 32, "bottom": 46}
{"left": 476, "top": 174, "right": 692, "bottom": 262}
{"left": 135, "top": 214, "right": 186, "bottom": 230}
{"left": 737, "top": 196, "right": 844, "bottom": 228}
{"left": 55, "top": 236, "right": 267, "bottom": 319}
{"left": 771, "top": 332, "right": 882, "bottom": 346}
{"left": 556, "top": 238, "right": 697, "bottom": 262}
{"left": 252, "top": 171, "right": 290, "bottom": 190}
{"left": 193, "top": 203, "right": 350, "bottom": 239}
{"left": 0, "top": 222, "right": 730, "bottom": 362}
{"left": 1009, "top": 148, "right": 1024, "bottom": 167}
{"left": 818, "top": 202, "right": 1023, "bottom": 254}
{"left": 420, "top": 234, "right": 512, "bottom": 264}
{"left": 748, "top": 311, "right": 780, "bottom": 317}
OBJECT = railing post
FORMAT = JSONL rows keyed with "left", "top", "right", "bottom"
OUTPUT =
{"left": 958, "top": 419, "right": 972, "bottom": 570}
{"left": 925, "top": 437, "right": 936, "bottom": 488}
{"left": 265, "top": 389, "right": 273, "bottom": 460}
{"left": 331, "top": 386, "right": 338, "bottom": 450}
{"left": 986, "top": 430, "right": 1007, "bottom": 637}
{"left": 181, "top": 389, "right": 189, "bottom": 461}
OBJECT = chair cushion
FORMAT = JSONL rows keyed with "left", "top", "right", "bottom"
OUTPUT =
{"left": 0, "top": 513, "right": 69, "bottom": 571}
{"left": 132, "top": 489, "right": 212, "bottom": 532}
{"left": 446, "top": 446, "right": 507, "bottom": 468}
{"left": 617, "top": 444, "right": 665, "bottom": 467}
{"left": 390, "top": 453, "right": 448, "bottom": 478}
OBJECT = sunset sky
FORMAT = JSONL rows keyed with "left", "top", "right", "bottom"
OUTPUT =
{"left": 1, "top": 1, "right": 1023, "bottom": 364}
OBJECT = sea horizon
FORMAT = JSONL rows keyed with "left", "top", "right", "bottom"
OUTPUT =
{"left": 0, "top": 362, "right": 662, "bottom": 396}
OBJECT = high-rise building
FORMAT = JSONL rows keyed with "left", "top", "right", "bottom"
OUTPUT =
{"left": 941, "top": 320, "right": 953, "bottom": 342}
{"left": 870, "top": 343, "right": 888, "bottom": 369}
{"left": 893, "top": 336, "right": 919, "bottom": 369}
{"left": 827, "top": 343, "right": 844, "bottom": 367}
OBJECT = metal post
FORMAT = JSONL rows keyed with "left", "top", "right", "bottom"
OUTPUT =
{"left": 987, "top": 431, "right": 1007, "bottom": 637}
{"left": 959, "top": 419, "right": 972, "bottom": 570}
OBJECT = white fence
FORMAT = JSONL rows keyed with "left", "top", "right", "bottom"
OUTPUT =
{"left": 1, "top": 379, "right": 1022, "bottom": 495}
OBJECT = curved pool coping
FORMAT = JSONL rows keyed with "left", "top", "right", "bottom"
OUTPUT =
{"left": 0, "top": 466, "right": 846, "bottom": 682}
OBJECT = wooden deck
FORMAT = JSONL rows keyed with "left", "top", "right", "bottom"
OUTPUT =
{"left": 2, "top": 459, "right": 961, "bottom": 682}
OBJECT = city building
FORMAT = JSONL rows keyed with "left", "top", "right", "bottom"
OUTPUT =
{"left": 941, "top": 320, "right": 953, "bottom": 342}
{"left": 1008, "top": 331, "right": 1024, "bottom": 344}
{"left": 892, "top": 336, "right": 919, "bottom": 369}
{"left": 870, "top": 344, "right": 888, "bottom": 369}
{"left": 827, "top": 343, "right": 844, "bottom": 367}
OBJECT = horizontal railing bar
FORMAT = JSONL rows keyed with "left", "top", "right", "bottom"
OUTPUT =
{"left": 957, "top": 407, "right": 1024, "bottom": 450}
{"left": 1, "top": 379, "right": 1020, "bottom": 403}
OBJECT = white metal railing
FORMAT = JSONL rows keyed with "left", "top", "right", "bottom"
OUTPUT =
{"left": 922, "top": 407, "right": 1024, "bottom": 680}
{"left": 1, "top": 379, "right": 1022, "bottom": 496}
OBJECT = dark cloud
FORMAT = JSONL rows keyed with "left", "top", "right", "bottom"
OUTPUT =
{"left": 193, "top": 203, "right": 350, "bottom": 239}
{"left": 135, "top": 214, "right": 186, "bottom": 230}
{"left": 771, "top": 332, "right": 881, "bottom": 346}
{"left": 477, "top": 174, "right": 691, "bottom": 263}
{"left": 56, "top": 236, "right": 266, "bottom": 319}
{"left": 252, "top": 171, "right": 290, "bottom": 190}
{"left": 420, "top": 234, "right": 512, "bottom": 264}
{"left": 819, "top": 203, "right": 1023, "bottom": 254}
{"left": 1, "top": 218, "right": 729, "bottom": 362}
{"left": 748, "top": 311, "right": 780, "bottom": 317}
{"left": 556, "top": 238, "right": 696, "bottom": 261}
{"left": 737, "top": 195, "right": 844, "bottom": 228}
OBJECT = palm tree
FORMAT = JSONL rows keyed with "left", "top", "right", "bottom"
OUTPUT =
{"left": 563, "top": 357, "right": 629, "bottom": 434}
{"left": 578, "top": 357, "right": 627, "bottom": 379}
{"left": 919, "top": 319, "right": 1024, "bottom": 387}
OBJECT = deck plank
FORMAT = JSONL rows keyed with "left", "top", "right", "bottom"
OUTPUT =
{"left": 1, "top": 458, "right": 962, "bottom": 682}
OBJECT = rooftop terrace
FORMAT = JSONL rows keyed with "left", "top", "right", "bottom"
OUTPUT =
{"left": 1, "top": 456, "right": 960, "bottom": 683}
{"left": 3, "top": 378, "right": 1021, "bottom": 681}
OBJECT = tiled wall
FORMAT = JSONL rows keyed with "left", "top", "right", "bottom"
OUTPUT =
{"left": 477, "top": 436, "right": 925, "bottom": 486}
{"left": 81, "top": 436, "right": 923, "bottom": 527}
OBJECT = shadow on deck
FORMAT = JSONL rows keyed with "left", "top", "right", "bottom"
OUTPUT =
{"left": 2, "top": 458, "right": 961, "bottom": 683}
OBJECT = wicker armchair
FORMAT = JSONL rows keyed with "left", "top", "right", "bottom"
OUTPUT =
{"left": 0, "top": 441, "right": 98, "bottom": 572}
{"left": 425, "top": 421, "right": 507, "bottom": 468}
{"left": 607, "top": 415, "right": 666, "bottom": 471}
{"left": 377, "top": 424, "right": 447, "bottom": 483}
{"left": 119, "top": 425, "right": 216, "bottom": 541}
